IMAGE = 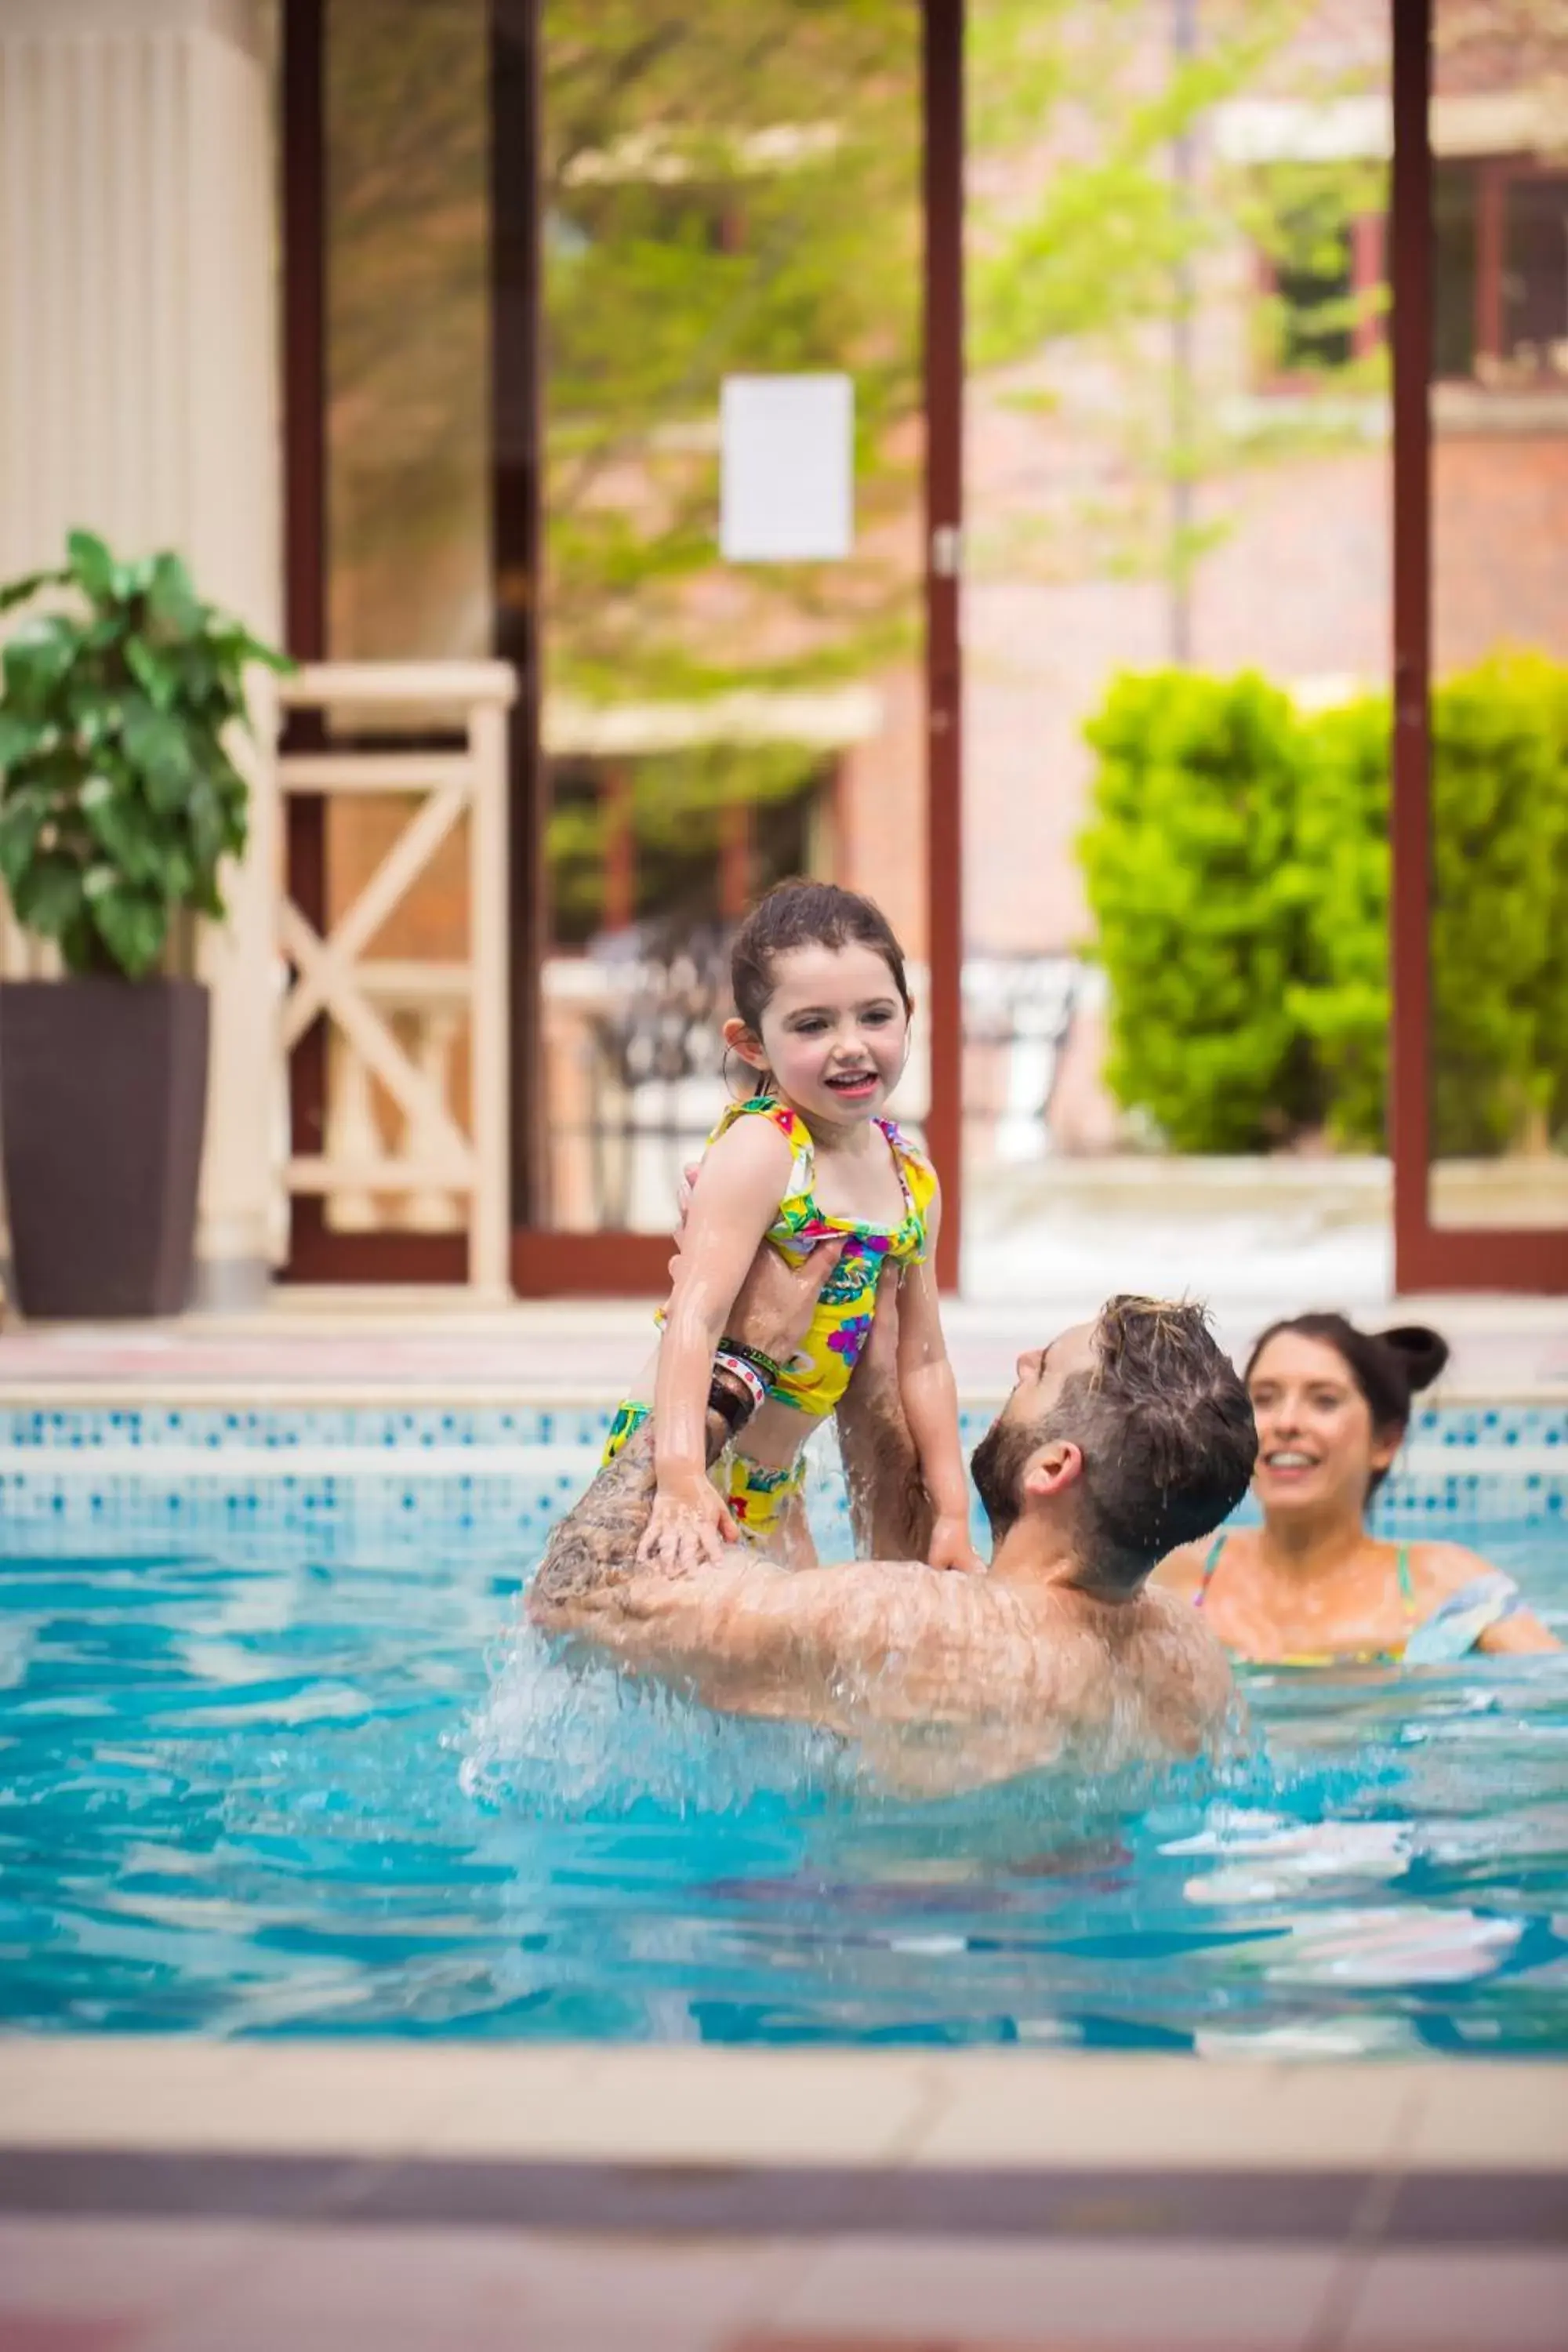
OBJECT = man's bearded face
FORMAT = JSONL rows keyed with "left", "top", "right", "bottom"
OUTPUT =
{"left": 969, "top": 1415, "right": 1042, "bottom": 1543}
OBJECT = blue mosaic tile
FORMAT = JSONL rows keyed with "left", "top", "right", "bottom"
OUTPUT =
{"left": 2, "top": 1399, "right": 1564, "bottom": 1457}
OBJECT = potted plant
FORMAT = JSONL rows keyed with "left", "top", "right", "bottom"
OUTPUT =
{"left": 0, "top": 530, "right": 290, "bottom": 1317}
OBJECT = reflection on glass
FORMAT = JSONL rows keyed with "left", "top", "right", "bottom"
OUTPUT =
{"left": 319, "top": 0, "right": 488, "bottom": 1236}
{"left": 539, "top": 2, "right": 924, "bottom": 1232}
{"left": 1429, "top": 7, "right": 1568, "bottom": 1229}
{"left": 325, "top": 0, "right": 490, "bottom": 661}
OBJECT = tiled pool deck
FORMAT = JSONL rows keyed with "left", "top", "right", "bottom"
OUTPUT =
{"left": 2, "top": 1288, "right": 1565, "bottom": 2350}
{"left": 1, "top": 1286, "right": 1565, "bottom": 1405}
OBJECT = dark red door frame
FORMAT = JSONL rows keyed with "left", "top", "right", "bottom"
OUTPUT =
{"left": 923, "top": 0, "right": 964, "bottom": 1294}
{"left": 1389, "top": 0, "right": 1567, "bottom": 1291}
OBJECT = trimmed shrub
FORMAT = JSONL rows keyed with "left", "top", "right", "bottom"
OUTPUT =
{"left": 1428, "top": 655, "right": 1568, "bottom": 1156}
{"left": 1290, "top": 691, "right": 1390, "bottom": 1151}
{"left": 1080, "top": 655, "right": 1568, "bottom": 1156}
{"left": 1079, "top": 670, "right": 1322, "bottom": 1153}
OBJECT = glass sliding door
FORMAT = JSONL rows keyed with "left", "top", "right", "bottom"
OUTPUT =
{"left": 282, "top": 0, "right": 954, "bottom": 1290}
{"left": 527, "top": 1, "right": 931, "bottom": 1275}
{"left": 1392, "top": 0, "right": 1568, "bottom": 1289}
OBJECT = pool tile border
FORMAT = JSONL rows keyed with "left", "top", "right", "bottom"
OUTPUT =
{"left": 1, "top": 1399, "right": 1563, "bottom": 1455}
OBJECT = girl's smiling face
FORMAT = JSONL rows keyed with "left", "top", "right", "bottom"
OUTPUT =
{"left": 1247, "top": 1330, "right": 1399, "bottom": 1519}
{"left": 726, "top": 941, "right": 910, "bottom": 1127}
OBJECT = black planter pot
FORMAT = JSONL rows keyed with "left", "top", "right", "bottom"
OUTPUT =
{"left": 0, "top": 978, "right": 210, "bottom": 1319}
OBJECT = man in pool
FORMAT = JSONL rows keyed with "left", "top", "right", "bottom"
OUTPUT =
{"left": 529, "top": 1242, "right": 1256, "bottom": 1788}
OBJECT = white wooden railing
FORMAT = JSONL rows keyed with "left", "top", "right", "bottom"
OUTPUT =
{"left": 278, "top": 662, "right": 516, "bottom": 1297}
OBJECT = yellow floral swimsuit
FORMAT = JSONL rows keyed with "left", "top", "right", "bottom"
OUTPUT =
{"left": 602, "top": 1096, "right": 938, "bottom": 1539}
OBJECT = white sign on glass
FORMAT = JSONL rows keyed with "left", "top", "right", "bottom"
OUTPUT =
{"left": 719, "top": 373, "right": 854, "bottom": 562}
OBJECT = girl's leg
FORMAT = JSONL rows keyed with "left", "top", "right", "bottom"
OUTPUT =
{"left": 726, "top": 1454, "right": 815, "bottom": 1570}
{"left": 767, "top": 1486, "right": 818, "bottom": 1573}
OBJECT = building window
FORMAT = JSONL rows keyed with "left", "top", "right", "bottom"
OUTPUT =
{"left": 1257, "top": 154, "right": 1568, "bottom": 393}
{"left": 546, "top": 756, "right": 829, "bottom": 951}
{"left": 1435, "top": 158, "right": 1568, "bottom": 386}
{"left": 1502, "top": 172, "right": 1568, "bottom": 375}
{"left": 1254, "top": 168, "right": 1385, "bottom": 387}
{"left": 1434, "top": 161, "right": 1478, "bottom": 379}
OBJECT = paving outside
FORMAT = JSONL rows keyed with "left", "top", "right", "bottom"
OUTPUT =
{"left": 0, "top": 1190, "right": 1563, "bottom": 1403}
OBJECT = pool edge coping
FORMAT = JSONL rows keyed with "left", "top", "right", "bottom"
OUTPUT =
{"left": 1, "top": 2039, "right": 1563, "bottom": 2180}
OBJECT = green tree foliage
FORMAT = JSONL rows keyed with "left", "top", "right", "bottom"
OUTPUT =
{"left": 0, "top": 532, "right": 289, "bottom": 979}
{"left": 542, "top": 1, "right": 925, "bottom": 707}
{"left": 1081, "top": 659, "right": 1568, "bottom": 1157}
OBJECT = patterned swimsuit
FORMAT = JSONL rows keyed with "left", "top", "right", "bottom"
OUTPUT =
{"left": 603, "top": 1095, "right": 938, "bottom": 1539}
{"left": 1196, "top": 1535, "right": 1524, "bottom": 1665}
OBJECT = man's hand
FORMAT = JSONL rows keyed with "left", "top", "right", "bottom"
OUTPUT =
{"left": 728, "top": 1232, "right": 845, "bottom": 1367}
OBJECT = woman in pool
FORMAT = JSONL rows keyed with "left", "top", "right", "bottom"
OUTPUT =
{"left": 610, "top": 878, "right": 980, "bottom": 1579}
{"left": 1156, "top": 1314, "right": 1559, "bottom": 1664}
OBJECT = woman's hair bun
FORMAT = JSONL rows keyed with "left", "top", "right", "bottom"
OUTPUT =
{"left": 1375, "top": 1324, "right": 1450, "bottom": 1395}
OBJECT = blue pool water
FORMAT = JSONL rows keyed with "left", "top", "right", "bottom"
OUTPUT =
{"left": 1, "top": 1409, "right": 1566, "bottom": 2053}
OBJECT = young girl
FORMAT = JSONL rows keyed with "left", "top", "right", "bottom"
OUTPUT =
{"left": 603, "top": 879, "right": 981, "bottom": 1578}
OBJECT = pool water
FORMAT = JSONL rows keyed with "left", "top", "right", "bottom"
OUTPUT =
{"left": 2, "top": 1449, "right": 1566, "bottom": 2054}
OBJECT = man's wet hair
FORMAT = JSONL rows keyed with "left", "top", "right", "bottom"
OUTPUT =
{"left": 978, "top": 1296, "right": 1257, "bottom": 1583}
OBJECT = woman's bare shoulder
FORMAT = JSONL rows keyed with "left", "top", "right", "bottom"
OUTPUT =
{"left": 1402, "top": 1535, "right": 1508, "bottom": 1601}
{"left": 1152, "top": 1539, "right": 1225, "bottom": 1599}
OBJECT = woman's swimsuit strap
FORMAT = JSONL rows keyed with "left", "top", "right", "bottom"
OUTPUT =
{"left": 1194, "top": 1534, "right": 1419, "bottom": 1661}
{"left": 1195, "top": 1532, "right": 1227, "bottom": 1602}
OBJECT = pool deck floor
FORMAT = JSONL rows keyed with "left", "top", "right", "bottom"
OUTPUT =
{"left": 0, "top": 2040, "right": 1565, "bottom": 2351}
{"left": 1, "top": 1287, "right": 1564, "bottom": 1406}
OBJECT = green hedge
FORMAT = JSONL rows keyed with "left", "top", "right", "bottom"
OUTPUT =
{"left": 1078, "top": 655, "right": 1568, "bottom": 1156}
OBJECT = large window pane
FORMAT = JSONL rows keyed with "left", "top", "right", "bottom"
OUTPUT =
{"left": 1428, "top": 7, "right": 1568, "bottom": 1231}
{"left": 317, "top": 0, "right": 490, "bottom": 1240}
{"left": 538, "top": 2, "right": 926, "bottom": 1233}
{"left": 325, "top": 0, "right": 490, "bottom": 661}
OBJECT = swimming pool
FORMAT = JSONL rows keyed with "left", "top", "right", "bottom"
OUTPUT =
{"left": 2, "top": 1403, "right": 1564, "bottom": 2054}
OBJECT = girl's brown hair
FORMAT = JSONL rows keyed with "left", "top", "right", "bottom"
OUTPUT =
{"left": 729, "top": 878, "right": 913, "bottom": 1033}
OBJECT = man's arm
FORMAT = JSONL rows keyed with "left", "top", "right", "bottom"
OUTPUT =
{"left": 537, "top": 1536, "right": 949, "bottom": 1733}
{"left": 837, "top": 1264, "right": 932, "bottom": 1560}
{"left": 530, "top": 1414, "right": 724, "bottom": 1617}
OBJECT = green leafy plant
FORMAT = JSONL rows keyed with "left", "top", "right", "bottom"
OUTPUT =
{"left": 1080, "top": 656, "right": 1568, "bottom": 1157}
{"left": 1289, "top": 691, "right": 1392, "bottom": 1150}
{"left": 1078, "top": 669, "right": 1323, "bottom": 1152}
{"left": 0, "top": 530, "right": 290, "bottom": 979}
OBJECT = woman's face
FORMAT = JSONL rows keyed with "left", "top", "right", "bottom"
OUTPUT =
{"left": 1247, "top": 1330, "right": 1399, "bottom": 1521}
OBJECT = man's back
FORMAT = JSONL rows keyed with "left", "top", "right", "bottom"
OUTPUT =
{"left": 538, "top": 1551, "right": 1236, "bottom": 1792}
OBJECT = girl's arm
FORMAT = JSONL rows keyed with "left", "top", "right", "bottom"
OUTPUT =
{"left": 640, "top": 1115, "right": 793, "bottom": 1574}
{"left": 893, "top": 1189, "right": 984, "bottom": 1573}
